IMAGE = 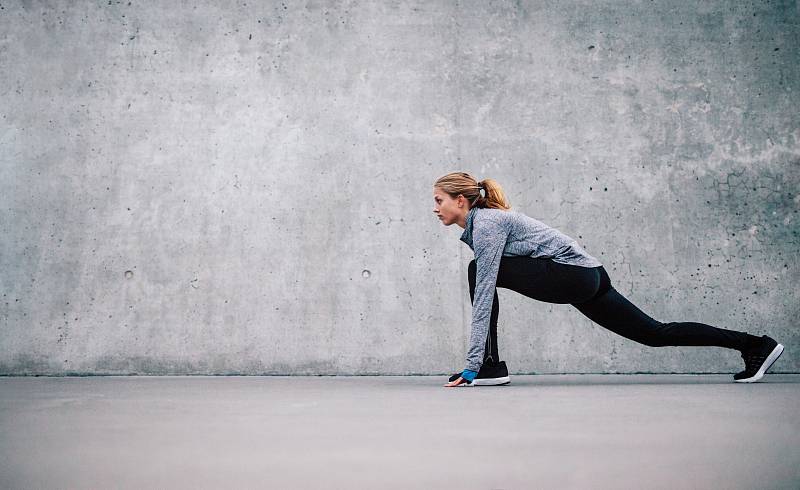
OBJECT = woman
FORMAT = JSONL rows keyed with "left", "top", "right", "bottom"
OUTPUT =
{"left": 433, "top": 172, "right": 785, "bottom": 387}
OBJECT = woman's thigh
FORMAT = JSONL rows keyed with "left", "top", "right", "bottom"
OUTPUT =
{"left": 495, "top": 256, "right": 601, "bottom": 304}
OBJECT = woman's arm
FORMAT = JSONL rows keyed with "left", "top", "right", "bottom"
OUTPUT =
{"left": 463, "top": 218, "right": 508, "bottom": 373}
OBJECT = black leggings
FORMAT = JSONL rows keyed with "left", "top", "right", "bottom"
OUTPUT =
{"left": 468, "top": 256, "right": 754, "bottom": 363}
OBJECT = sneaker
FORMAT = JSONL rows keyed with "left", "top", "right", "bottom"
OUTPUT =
{"left": 448, "top": 361, "right": 511, "bottom": 386}
{"left": 733, "top": 335, "right": 784, "bottom": 383}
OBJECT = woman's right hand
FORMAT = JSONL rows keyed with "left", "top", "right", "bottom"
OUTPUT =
{"left": 444, "top": 376, "right": 469, "bottom": 387}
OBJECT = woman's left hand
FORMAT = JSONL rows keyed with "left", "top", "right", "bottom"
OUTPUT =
{"left": 444, "top": 376, "right": 469, "bottom": 387}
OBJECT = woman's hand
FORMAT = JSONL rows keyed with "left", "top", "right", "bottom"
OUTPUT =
{"left": 445, "top": 368, "right": 478, "bottom": 387}
{"left": 444, "top": 376, "right": 470, "bottom": 387}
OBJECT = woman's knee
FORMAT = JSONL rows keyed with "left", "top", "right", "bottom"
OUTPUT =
{"left": 637, "top": 323, "right": 677, "bottom": 347}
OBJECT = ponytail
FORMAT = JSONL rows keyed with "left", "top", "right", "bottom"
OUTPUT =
{"left": 434, "top": 172, "right": 511, "bottom": 210}
{"left": 473, "top": 178, "right": 511, "bottom": 210}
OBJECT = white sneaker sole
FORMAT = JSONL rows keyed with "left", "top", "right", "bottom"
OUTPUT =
{"left": 734, "top": 343, "right": 784, "bottom": 383}
{"left": 464, "top": 376, "right": 511, "bottom": 386}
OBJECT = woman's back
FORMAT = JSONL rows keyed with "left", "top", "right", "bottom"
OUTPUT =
{"left": 460, "top": 207, "right": 602, "bottom": 268}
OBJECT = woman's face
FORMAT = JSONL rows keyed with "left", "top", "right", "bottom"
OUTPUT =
{"left": 432, "top": 187, "right": 466, "bottom": 226}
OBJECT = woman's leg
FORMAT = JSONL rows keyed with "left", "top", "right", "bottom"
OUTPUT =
{"left": 468, "top": 256, "right": 603, "bottom": 363}
{"left": 471, "top": 256, "right": 758, "bottom": 355}
{"left": 570, "top": 266, "right": 757, "bottom": 350}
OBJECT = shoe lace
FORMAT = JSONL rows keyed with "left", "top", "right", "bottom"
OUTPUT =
{"left": 742, "top": 351, "right": 768, "bottom": 371}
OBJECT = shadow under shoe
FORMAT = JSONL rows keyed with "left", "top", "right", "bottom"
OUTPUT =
{"left": 734, "top": 335, "right": 784, "bottom": 383}
{"left": 449, "top": 360, "right": 511, "bottom": 386}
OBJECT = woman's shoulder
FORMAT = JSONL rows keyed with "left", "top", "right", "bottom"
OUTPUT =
{"left": 475, "top": 207, "right": 555, "bottom": 232}
{"left": 471, "top": 208, "right": 522, "bottom": 234}
{"left": 475, "top": 207, "right": 522, "bottom": 222}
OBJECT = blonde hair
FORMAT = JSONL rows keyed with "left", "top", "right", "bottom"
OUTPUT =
{"left": 433, "top": 171, "right": 511, "bottom": 210}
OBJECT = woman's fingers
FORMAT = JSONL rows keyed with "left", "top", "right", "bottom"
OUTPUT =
{"left": 444, "top": 376, "right": 467, "bottom": 387}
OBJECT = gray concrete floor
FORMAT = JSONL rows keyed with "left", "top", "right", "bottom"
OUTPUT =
{"left": 1, "top": 374, "right": 798, "bottom": 490}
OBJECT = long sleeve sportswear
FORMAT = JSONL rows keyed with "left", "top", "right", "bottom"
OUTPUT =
{"left": 461, "top": 369, "right": 478, "bottom": 382}
{"left": 459, "top": 207, "right": 602, "bottom": 372}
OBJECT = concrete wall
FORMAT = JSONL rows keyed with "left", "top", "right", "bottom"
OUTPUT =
{"left": 1, "top": 0, "right": 798, "bottom": 375}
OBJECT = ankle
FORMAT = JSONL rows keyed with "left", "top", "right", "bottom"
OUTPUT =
{"left": 741, "top": 334, "right": 763, "bottom": 352}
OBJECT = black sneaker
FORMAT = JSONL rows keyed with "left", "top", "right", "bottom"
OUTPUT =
{"left": 448, "top": 361, "right": 511, "bottom": 386}
{"left": 734, "top": 335, "right": 784, "bottom": 383}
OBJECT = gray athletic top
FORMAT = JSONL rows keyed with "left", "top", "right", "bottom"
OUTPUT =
{"left": 459, "top": 206, "right": 603, "bottom": 372}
